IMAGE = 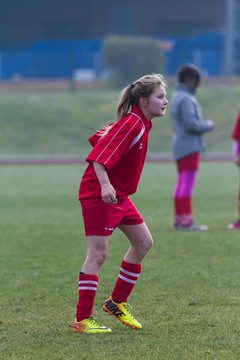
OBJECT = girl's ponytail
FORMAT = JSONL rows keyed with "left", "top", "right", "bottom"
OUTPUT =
{"left": 116, "top": 85, "right": 133, "bottom": 120}
{"left": 117, "top": 74, "right": 166, "bottom": 120}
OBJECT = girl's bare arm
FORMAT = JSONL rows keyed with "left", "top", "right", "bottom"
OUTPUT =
{"left": 93, "top": 161, "right": 117, "bottom": 204}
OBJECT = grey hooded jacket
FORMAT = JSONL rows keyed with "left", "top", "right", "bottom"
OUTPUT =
{"left": 170, "top": 83, "right": 214, "bottom": 160}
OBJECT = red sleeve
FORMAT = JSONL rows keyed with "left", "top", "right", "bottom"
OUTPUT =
{"left": 232, "top": 113, "right": 240, "bottom": 140}
{"left": 87, "top": 115, "right": 141, "bottom": 170}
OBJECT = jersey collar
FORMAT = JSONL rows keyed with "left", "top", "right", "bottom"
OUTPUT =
{"left": 131, "top": 105, "right": 152, "bottom": 131}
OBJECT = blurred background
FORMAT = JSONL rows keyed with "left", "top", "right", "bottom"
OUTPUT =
{"left": 0, "top": 0, "right": 240, "bottom": 159}
{"left": 0, "top": 0, "right": 240, "bottom": 79}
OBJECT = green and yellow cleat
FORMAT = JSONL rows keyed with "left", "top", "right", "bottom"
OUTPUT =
{"left": 73, "top": 316, "right": 112, "bottom": 334}
{"left": 103, "top": 297, "right": 142, "bottom": 329}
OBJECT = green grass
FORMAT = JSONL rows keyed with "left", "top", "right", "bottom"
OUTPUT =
{"left": 0, "top": 90, "right": 116, "bottom": 155}
{"left": 1, "top": 162, "right": 240, "bottom": 359}
{"left": 0, "top": 84, "right": 240, "bottom": 155}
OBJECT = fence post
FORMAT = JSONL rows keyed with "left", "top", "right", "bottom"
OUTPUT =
{"left": 224, "top": 0, "right": 236, "bottom": 75}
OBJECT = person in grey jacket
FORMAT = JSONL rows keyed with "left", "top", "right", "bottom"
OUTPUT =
{"left": 170, "top": 64, "right": 214, "bottom": 231}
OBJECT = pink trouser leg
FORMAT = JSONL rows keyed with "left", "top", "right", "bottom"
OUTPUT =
{"left": 173, "top": 171, "right": 197, "bottom": 225}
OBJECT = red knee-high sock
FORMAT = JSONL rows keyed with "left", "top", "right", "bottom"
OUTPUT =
{"left": 76, "top": 273, "right": 98, "bottom": 322}
{"left": 173, "top": 197, "right": 182, "bottom": 224}
{"left": 180, "top": 197, "right": 193, "bottom": 225}
{"left": 111, "top": 260, "right": 141, "bottom": 303}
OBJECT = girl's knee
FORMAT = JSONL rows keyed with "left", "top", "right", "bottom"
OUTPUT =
{"left": 96, "top": 251, "right": 107, "bottom": 266}
{"left": 86, "top": 248, "right": 108, "bottom": 268}
{"left": 145, "top": 236, "right": 153, "bottom": 251}
{"left": 137, "top": 236, "right": 153, "bottom": 255}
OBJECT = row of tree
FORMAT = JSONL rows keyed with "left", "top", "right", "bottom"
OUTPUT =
{"left": 103, "top": 36, "right": 164, "bottom": 86}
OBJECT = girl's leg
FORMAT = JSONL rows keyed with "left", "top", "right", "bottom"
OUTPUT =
{"left": 120, "top": 222, "right": 153, "bottom": 264}
{"left": 76, "top": 235, "right": 109, "bottom": 322}
{"left": 82, "top": 235, "right": 109, "bottom": 274}
{"left": 173, "top": 153, "right": 199, "bottom": 227}
{"left": 102, "top": 223, "right": 152, "bottom": 329}
{"left": 174, "top": 171, "right": 197, "bottom": 226}
{"left": 178, "top": 171, "right": 197, "bottom": 226}
{"left": 173, "top": 171, "right": 184, "bottom": 225}
{"left": 229, "top": 169, "right": 240, "bottom": 229}
{"left": 238, "top": 170, "right": 240, "bottom": 219}
{"left": 110, "top": 223, "right": 153, "bottom": 303}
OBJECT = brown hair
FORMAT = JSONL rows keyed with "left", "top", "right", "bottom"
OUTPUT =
{"left": 117, "top": 73, "right": 167, "bottom": 120}
{"left": 100, "top": 73, "right": 166, "bottom": 138}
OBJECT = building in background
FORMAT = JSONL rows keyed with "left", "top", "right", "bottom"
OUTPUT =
{"left": 0, "top": 0, "right": 227, "bottom": 42}
{"left": 0, "top": 0, "right": 239, "bottom": 79}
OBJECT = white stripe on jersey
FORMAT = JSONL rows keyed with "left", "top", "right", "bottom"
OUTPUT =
{"left": 129, "top": 124, "right": 145, "bottom": 149}
{"left": 103, "top": 119, "right": 141, "bottom": 165}
{"left": 129, "top": 112, "right": 145, "bottom": 149}
{"left": 95, "top": 114, "right": 134, "bottom": 162}
{"left": 95, "top": 113, "right": 145, "bottom": 165}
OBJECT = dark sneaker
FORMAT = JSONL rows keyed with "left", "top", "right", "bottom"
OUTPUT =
{"left": 103, "top": 297, "right": 142, "bottom": 329}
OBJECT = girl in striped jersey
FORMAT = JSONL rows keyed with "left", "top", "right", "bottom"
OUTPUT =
{"left": 73, "top": 74, "right": 168, "bottom": 334}
{"left": 229, "top": 112, "right": 240, "bottom": 229}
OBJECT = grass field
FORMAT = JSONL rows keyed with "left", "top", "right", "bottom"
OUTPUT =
{"left": 1, "top": 162, "right": 240, "bottom": 360}
{"left": 0, "top": 84, "right": 240, "bottom": 156}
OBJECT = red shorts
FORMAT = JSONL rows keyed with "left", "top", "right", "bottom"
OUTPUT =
{"left": 176, "top": 152, "right": 200, "bottom": 173}
{"left": 80, "top": 197, "right": 144, "bottom": 236}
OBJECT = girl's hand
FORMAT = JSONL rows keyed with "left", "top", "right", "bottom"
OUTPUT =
{"left": 206, "top": 119, "right": 215, "bottom": 130}
{"left": 101, "top": 183, "right": 117, "bottom": 204}
{"left": 92, "top": 161, "right": 117, "bottom": 203}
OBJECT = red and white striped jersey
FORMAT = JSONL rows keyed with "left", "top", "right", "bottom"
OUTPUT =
{"left": 232, "top": 113, "right": 240, "bottom": 141}
{"left": 79, "top": 105, "right": 152, "bottom": 200}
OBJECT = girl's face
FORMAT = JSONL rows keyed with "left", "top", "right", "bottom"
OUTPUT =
{"left": 141, "top": 86, "right": 168, "bottom": 120}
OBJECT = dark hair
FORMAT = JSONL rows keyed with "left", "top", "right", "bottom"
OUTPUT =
{"left": 177, "top": 64, "right": 201, "bottom": 86}
{"left": 117, "top": 73, "right": 166, "bottom": 120}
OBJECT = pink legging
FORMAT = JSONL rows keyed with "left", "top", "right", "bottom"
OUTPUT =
{"left": 174, "top": 171, "right": 197, "bottom": 198}
{"left": 173, "top": 170, "right": 197, "bottom": 225}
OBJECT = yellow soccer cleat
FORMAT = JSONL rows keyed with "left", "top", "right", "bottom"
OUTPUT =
{"left": 103, "top": 297, "right": 142, "bottom": 329}
{"left": 73, "top": 316, "right": 112, "bottom": 334}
